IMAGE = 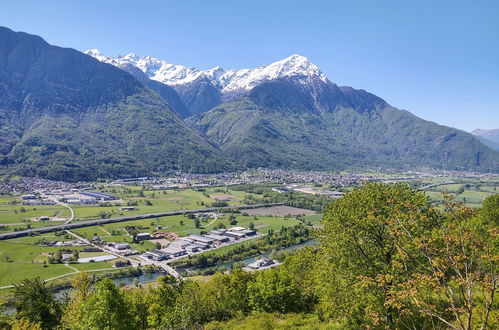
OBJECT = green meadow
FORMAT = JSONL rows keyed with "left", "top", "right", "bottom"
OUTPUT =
{"left": 0, "top": 235, "right": 118, "bottom": 287}
{"left": 424, "top": 182, "right": 497, "bottom": 208}
{"left": 0, "top": 195, "right": 70, "bottom": 227}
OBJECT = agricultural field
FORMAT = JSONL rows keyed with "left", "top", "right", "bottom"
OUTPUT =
{"left": 303, "top": 213, "right": 323, "bottom": 226}
{"left": 423, "top": 182, "right": 497, "bottom": 208}
{"left": 0, "top": 195, "right": 70, "bottom": 232}
{"left": 0, "top": 187, "right": 261, "bottom": 234}
{"left": 72, "top": 187, "right": 256, "bottom": 220}
{"left": 0, "top": 234, "right": 119, "bottom": 288}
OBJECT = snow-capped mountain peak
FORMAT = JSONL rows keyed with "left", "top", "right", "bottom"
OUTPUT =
{"left": 84, "top": 50, "right": 328, "bottom": 92}
{"left": 220, "top": 53, "right": 327, "bottom": 92}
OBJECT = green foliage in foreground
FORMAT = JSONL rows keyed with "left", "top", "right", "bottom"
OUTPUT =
{"left": 205, "top": 313, "right": 343, "bottom": 329}
{"left": 2, "top": 184, "right": 497, "bottom": 329}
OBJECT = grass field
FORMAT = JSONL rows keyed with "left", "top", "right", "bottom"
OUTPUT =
{"left": 0, "top": 262, "right": 73, "bottom": 287}
{"left": 0, "top": 187, "right": 260, "bottom": 235}
{"left": 71, "top": 188, "right": 255, "bottom": 221}
{"left": 424, "top": 183, "right": 497, "bottom": 208}
{"left": 0, "top": 235, "right": 120, "bottom": 287}
{"left": 303, "top": 213, "right": 323, "bottom": 226}
{"left": 0, "top": 195, "right": 70, "bottom": 226}
{"left": 0, "top": 237, "right": 73, "bottom": 287}
{"left": 243, "top": 205, "right": 315, "bottom": 217}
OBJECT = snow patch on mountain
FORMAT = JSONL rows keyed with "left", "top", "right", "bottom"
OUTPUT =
{"left": 85, "top": 50, "right": 328, "bottom": 93}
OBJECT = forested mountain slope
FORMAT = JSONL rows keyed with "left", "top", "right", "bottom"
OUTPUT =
{"left": 0, "top": 27, "right": 235, "bottom": 181}
{"left": 188, "top": 77, "right": 499, "bottom": 172}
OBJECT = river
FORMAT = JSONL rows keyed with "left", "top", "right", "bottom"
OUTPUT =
{"left": 53, "top": 271, "right": 167, "bottom": 298}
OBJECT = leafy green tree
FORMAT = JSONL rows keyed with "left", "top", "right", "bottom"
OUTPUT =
{"left": 72, "top": 278, "right": 132, "bottom": 329}
{"left": 125, "top": 289, "right": 154, "bottom": 329}
{"left": 228, "top": 214, "right": 237, "bottom": 225}
{"left": 170, "top": 281, "right": 213, "bottom": 328}
{"left": 204, "top": 269, "right": 255, "bottom": 319}
{"left": 214, "top": 222, "right": 226, "bottom": 230}
{"left": 248, "top": 267, "right": 307, "bottom": 313}
{"left": 10, "top": 317, "right": 42, "bottom": 330}
{"left": 320, "top": 182, "right": 440, "bottom": 327}
{"left": 387, "top": 196, "right": 498, "bottom": 330}
{"left": 52, "top": 249, "right": 63, "bottom": 264}
{"left": 478, "top": 194, "right": 499, "bottom": 229}
{"left": 146, "top": 276, "right": 184, "bottom": 328}
{"left": 13, "top": 277, "right": 62, "bottom": 329}
{"left": 194, "top": 218, "right": 201, "bottom": 228}
{"left": 61, "top": 273, "right": 92, "bottom": 327}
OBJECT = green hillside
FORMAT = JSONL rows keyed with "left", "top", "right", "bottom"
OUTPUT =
{"left": 0, "top": 27, "right": 236, "bottom": 181}
{"left": 188, "top": 79, "right": 499, "bottom": 172}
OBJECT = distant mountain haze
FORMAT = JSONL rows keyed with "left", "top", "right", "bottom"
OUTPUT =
{"left": 472, "top": 129, "right": 499, "bottom": 143}
{"left": 472, "top": 129, "right": 499, "bottom": 151}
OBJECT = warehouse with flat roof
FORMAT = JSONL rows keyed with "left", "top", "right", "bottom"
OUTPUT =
{"left": 188, "top": 234, "right": 215, "bottom": 245}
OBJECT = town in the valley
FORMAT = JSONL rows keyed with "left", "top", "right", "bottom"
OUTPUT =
{"left": 0, "top": 168, "right": 497, "bottom": 294}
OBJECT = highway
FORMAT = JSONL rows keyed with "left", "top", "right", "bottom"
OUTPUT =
{"left": 0, "top": 203, "right": 283, "bottom": 240}
{"left": 419, "top": 182, "right": 456, "bottom": 190}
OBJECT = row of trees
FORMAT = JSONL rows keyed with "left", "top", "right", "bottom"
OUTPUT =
{"left": 3, "top": 183, "right": 497, "bottom": 329}
{"left": 236, "top": 184, "right": 332, "bottom": 212}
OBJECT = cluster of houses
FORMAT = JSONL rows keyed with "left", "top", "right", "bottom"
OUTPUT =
{"left": 143, "top": 227, "right": 257, "bottom": 262}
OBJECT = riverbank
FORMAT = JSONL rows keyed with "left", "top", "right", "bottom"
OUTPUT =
{"left": 171, "top": 226, "right": 313, "bottom": 272}
{"left": 178, "top": 238, "right": 318, "bottom": 276}
{"left": 0, "top": 266, "right": 165, "bottom": 312}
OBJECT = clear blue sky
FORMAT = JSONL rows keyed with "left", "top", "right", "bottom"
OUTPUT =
{"left": 1, "top": 0, "right": 498, "bottom": 131}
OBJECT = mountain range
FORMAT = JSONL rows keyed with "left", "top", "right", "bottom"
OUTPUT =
{"left": 87, "top": 49, "right": 498, "bottom": 174}
{"left": 0, "top": 26, "right": 497, "bottom": 181}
